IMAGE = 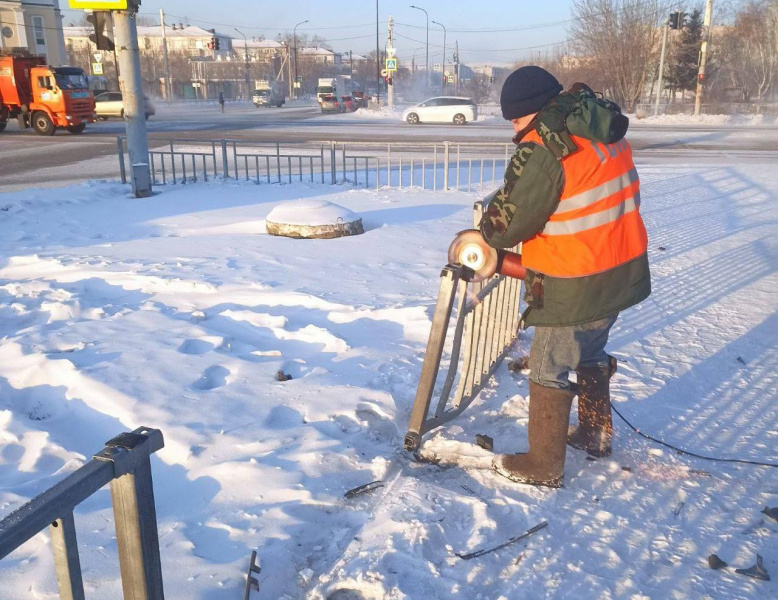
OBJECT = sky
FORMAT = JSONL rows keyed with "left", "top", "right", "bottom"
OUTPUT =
{"left": 62, "top": 0, "right": 576, "bottom": 66}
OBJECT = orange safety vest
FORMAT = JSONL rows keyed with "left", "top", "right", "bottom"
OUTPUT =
{"left": 521, "top": 131, "right": 648, "bottom": 278}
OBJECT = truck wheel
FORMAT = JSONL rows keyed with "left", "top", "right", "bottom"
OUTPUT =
{"left": 67, "top": 124, "right": 86, "bottom": 134}
{"left": 32, "top": 112, "right": 56, "bottom": 136}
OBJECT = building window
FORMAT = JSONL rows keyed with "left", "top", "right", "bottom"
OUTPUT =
{"left": 32, "top": 16, "right": 46, "bottom": 47}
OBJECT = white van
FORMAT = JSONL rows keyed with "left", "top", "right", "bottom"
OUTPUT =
{"left": 402, "top": 97, "right": 477, "bottom": 125}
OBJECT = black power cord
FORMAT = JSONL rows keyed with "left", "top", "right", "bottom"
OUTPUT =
{"left": 610, "top": 402, "right": 778, "bottom": 468}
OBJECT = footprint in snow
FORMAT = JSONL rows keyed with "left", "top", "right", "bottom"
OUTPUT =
{"left": 178, "top": 339, "right": 215, "bottom": 355}
{"left": 355, "top": 404, "right": 397, "bottom": 443}
{"left": 193, "top": 366, "right": 231, "bottom": 391}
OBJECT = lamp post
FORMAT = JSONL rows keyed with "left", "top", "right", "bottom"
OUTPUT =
{"left": 293, "top": 19, "right": 309, "bottom": 99}
{"left": 376, "top": 0, "right": 380, "bottom": 105}
{"left": 409, "top": 5, "right": 429, "bottom": 94}
{"left": 234, "top": 28, "right": 250, "bottom": 101}
{"left": 431, "top": 19, "right": 445, "bottom": 93}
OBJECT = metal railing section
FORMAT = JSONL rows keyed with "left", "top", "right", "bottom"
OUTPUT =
{"left": 0, "top": 426, "right": 166, "bottom": 600}
{"left": 118, "top": 137, "right": 513, "bottom": 192}
{"left": 404, "top": 200, "right": 523, "bottom": 451}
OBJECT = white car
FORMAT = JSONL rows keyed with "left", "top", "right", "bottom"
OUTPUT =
{"left": 402, "top": 97, "right": 477, "bottom": 125}
{"left": 94, "top": 92, "right": 155, "bottom": 120}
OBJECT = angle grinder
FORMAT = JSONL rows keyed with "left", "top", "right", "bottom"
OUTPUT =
{"left": 447, "top": 229, "right": 526, "bottom": 282}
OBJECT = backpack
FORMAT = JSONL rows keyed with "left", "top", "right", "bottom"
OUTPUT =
{"left": 535, "top": 83, "right": 630, "bottom": 159}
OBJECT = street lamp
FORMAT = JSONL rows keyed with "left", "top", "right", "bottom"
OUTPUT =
{"left": 431, "top": 19, "right": 446, "bottom": 93}
{"left": 234, "top": 28, "right": 250, "bottom": 102}
{"left": 409, "top": 5, "right": 429, "bottom": 94}
{"left": 293, "top": 19, "right": 309, "bottom": 99}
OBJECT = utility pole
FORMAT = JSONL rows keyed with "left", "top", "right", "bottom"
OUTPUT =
{"left": 349, "top": 50, "right": 353, "bottom": 90}
{"left": 432, "top": 20, "right": 446, "bottom": 93}
{"left": 694, "top": 0, "right": 714, "bottom": 116}
{"left": 287, "top": 45, "right": 293, "bottom": 98}
{"left": 387, "top": 16, "right": 394, "bottom": 109}
{"left": 454, "top": 40, "right": 459, "bottom": 94}
{"left": 293, "top": 20, "right": 309, "bottom": 100}
{"left": 160, "top": 9, "right": 172, "bottom": 104}
{"left": 410, "top": 5, "right": 429, "bottom": 94}
{"left": 376, "top": 0, "right": 380, "bottom": 105}
{"left": 235, "top": 28, "right": 250, "bottom": 101}
{"left": 113, "top": 2, "right": 151, "bottom": 197}
{"left": 654, "top": 16, "right": 669, "bottom": 116}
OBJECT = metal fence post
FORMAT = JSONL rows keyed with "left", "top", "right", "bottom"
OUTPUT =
{"left": 443, "top": 141, "right": 450, "bottom": 191}
{"left": 330, "top": 142, "right": 337, "bottom": 184}
{"left": 221, "top": 140, "right": 229, "bottom": 178}
{"left": 95, "top": 429, "right": 165, "bottom": 600}
{"left": 50, "top": 512, "right": 85, "bottom": 600}
{"left": 117, "top": 136, "right": 127, "bottom": 184}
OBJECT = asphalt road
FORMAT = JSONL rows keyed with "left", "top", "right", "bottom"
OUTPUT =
{"left": 2, "top": 101, "right": 776, "bottom": 191}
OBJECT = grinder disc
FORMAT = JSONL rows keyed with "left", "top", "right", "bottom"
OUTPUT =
{"left": 447, "top": 229, "right": 498, "bottom": 282}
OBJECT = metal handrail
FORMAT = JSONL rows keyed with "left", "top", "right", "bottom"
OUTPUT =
{"left": 0, "top": 426, "right": 166, "bottom": 600}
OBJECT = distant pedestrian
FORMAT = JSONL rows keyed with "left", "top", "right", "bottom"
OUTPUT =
{"left": 218, "top": 92, "right": 225, "bottom": 112}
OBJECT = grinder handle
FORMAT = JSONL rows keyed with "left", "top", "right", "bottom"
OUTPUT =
{"left": 496, "top": 250, "right": 526, "bottom": 280}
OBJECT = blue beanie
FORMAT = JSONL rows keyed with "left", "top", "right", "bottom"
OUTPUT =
{"left": 500, "top": 66, "right": 563, "bottom": 120}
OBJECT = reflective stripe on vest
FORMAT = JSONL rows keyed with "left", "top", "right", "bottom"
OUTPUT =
{"left": 520, "top": 132, "right": 648, "bottom": 278}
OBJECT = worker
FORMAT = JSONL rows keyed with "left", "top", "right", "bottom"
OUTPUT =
{"left": 480, "top": 66, "right": 651, "bottom": 487}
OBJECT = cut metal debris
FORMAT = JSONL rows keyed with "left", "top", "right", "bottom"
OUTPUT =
{"left": 761, "top": 506, "right": 778, "bottom": 522}
{"left": 243, "top": 550, "right": 261, "bottom": 600}
{"left": 673, "top": 501, "right": 685, "bottom": 516}
{"left": 344, "top": 480, "right": 384, "bottom": 499}
{"left": 476, "top": 434, "right": 494, "bottom": 452}
{"left": 708, "top": 554, "right": 728, "bottom": 570}
{"left": 735, "top": 554, "right": 770, "bottom": 581}
{"left": 456, "top": 521, "right": 548, "bottom": 560}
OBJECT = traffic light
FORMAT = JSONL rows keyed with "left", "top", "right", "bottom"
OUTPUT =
{"left": 208, "top": 36, "right": 217, "bottom": 50}
{"left": 669, "top": 11, "right": 685, "bottom": 29}
{"left": 86, "top": 11, "right": 115, "bottom": 52}
{"left": 214, "top": 37, "right": 221, "bottom": 51}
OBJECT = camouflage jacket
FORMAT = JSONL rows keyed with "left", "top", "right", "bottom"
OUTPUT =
{"left": 479, "top": 90, "right": 651, "bottom": 327}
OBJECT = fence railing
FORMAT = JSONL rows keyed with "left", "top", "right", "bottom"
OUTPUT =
{"left": 404, "top": 199, "right": 523, "bottom": 451}
{"left": 0, "top": 426, "right": 166, "bottom": 600}
{"left": 118, "top": 137, "right": 513, "bottom": 192}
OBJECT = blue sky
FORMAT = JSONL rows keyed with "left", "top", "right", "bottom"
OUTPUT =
{"left": 63, "top": 0, "right": 575, "bottom": 66}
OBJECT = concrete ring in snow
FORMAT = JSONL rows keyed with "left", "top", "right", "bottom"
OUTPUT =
{"left": 265, "top": 199, "right": 364, "bottom": 239}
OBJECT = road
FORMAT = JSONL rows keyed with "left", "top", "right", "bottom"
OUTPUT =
{"left": 2, "top": 101, "right": 777, "bottom": 191}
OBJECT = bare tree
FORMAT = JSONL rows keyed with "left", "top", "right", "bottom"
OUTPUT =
{"left": 569, "top": 0, "right": 664, "bottom": 111}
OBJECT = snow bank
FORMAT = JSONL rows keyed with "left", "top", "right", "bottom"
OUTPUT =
{"left": 350, "top": 106, "right": 405, "bottom": 120}
{"left": 632, "top": 112, "right": 777, "bottom": 126}
{"left": 1, "top": 165, "right": 776, "bottom": 599}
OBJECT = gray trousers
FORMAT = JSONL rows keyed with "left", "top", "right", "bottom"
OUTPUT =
{"left": 528, "top": 314, "right": 618, "bottom": 389}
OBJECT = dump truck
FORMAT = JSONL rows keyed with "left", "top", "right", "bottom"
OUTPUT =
{"left": 252, "top": 79, "right": 285, "bottom": 108}
{"left": 0, "top": 55, "right": 96, "bottom": 135}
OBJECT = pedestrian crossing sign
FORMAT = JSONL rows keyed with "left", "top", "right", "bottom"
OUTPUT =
{"left": 385, "top": 58, "right": 397, "bottom": 72}
{"left": 69, "top": 0, "right": 127, "bottom": 9}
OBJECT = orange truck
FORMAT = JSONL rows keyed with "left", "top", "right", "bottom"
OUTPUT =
{"left": 0, "top": 55, "right": 96, "bottom": 136}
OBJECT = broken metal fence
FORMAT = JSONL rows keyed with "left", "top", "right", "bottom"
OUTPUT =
{"left": 0, "top": 427, "right": 166, "bottom": 600}
{"left": 117, "top": 137, "right": 512, "bottom": 192}
{"left": 404, "top": 199, "right": 523, "bottom": 451}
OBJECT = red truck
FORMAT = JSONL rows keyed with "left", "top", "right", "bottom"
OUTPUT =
{"left": 0, "top": 55, "right": 96, "bottom": 135}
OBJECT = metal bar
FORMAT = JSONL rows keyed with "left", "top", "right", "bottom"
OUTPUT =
{"left": 149, "top": 154, "right": 156, "bottom": 185}
{"left": 453, "top": 287, "right": 477, "bottom": 408}
{"left": 276, "top": 143, "right": 282, "bottom": 183}
{"left": 472, "top": 285, "right": 493, "bottom": 387}
{"left": 181, "top": 153, "right": 186, "bottom": 184}
{"left": 321, "top": 146, "right": 325, "bottom": 184}
{"left": 0, "top": 459, "right": 114, "bottom": 559}
{"left": 298, "top": 156, "right": 303, "bottom": 182}
{"left": 330, "top": 142, "right": 337, "bottom": 184}
{"left": 310, "top": 156, "right": 315, "bottom": 182}
{"left": 364, "top": 157, "right": 369, "bottom": 189}
{"left": 233, "top": 142, "right": 239, "bottom": 180}
{"left": 110, "top": 457, "right": 165, "bottom": 600}
{"left": 456, "top": 144, "right": 461, "bottom": 189}
{"left": 50, "top": 512, "right": 85, "bottom": 600}
{"left": 265, "top": 156, "right": 271, "bottom": 183}
{"left": 443, "top": 142, "right": 449, "bottom": 191}
{"left": 117, "top": 136, "right": 127, "bottom": 184}
{"left": 242, "top": 156, "right": 248, "bottom": 181}
{"left": 202, "top": 155, "right": 208, "bottom": 182}
{"left": 221, "top": 140, "right": 229, "bottom": 178}
{"left": 287, "top": 156, "right": 292, "bottom": 183}
{"left": 434, "top": 279, "right": 470, "bottom": 419}
{"left": 342, "top": 144, "right": 346, "bottom": 183}
{"left": 160, "top": 153, "right": 166, "bottom": 185}
{"left": 191, "top": 154, "right": 197, "bottom": 183}
{"left": 211, "top": 142, "right": 217, "bottom": 180}
{"left": 170, "top": 144, "right": 176, "bottom": 183}
{"left": 404, "top": 266, "right": 461, "bottom": 451}
{"left": 375, "top": 158, "right": 381, "bottom": 189}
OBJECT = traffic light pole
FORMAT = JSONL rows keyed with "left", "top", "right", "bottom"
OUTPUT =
{"left": 160, "top": 9, "right": 172, "bottom": 104}
{"left": 113, "top": 6, "right": 151, "bottom": 198}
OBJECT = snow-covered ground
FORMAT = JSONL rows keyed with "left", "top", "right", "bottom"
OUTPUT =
{"left": 0, "top": 159, "right": 776, "bottom": 599}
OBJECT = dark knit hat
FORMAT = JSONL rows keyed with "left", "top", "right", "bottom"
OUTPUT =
{"left": 500, "top": 66, "right": 563, "bottom": 120}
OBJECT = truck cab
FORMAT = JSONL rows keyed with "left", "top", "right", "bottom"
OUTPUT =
{"left": 1, "top": 56, "right": 96, "bottom": 135}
